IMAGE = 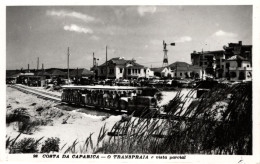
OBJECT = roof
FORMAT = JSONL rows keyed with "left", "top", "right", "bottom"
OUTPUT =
{"left": 99, "top": 57, "right": 144, "bottom": 68}
{"left": 49, "top": 69, "right": 66, "bottom": 76}
{"left": 150, "top": 67, "right": 167, "bottom": 73}
{"left": 169, "top": 62, "right": 191, "bottom": 71}
{"left": 35, "top": 71, "right": 51, "bottom": 76}
{"left": 6, "top": 70, "right": 21, "bottom": 77}
{"left": 168, "top": 61, "right": 191, "bottom": 68}
{"left": 227, "top": 55, "right": 247, "bottom": 61}
{"left": 70, "top": 68, "right": 93, "bottom": 77}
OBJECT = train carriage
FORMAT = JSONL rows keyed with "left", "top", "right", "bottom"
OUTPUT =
{"left": 61, "top": 85, "right": 159, "bottom": 116}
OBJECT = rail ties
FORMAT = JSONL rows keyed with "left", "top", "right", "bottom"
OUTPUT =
{"left": 10, "top": 84, "right": 61, "bottom": 103}
{"left": 15, "top": 84, "right": 61, "bottom": 98}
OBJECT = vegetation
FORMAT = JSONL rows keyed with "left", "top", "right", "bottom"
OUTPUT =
{"left": 41, "top": 137, "right": 60, "bottom": 153}
{"left": 100, "top": 82, "right": 252, "bottom": 154}
{"left": 6, "top": 82, "right": 252, "bottom": 154}
{"left": 6, "top": 134, "right": 43, "bottom": 154}
{"left": 6, "top": 107, "right": 42, "bottom": 134}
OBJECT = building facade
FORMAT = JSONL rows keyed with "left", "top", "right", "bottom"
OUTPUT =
{"left": 169, "top": 61, "right": 202, "bottom": 79}
{"left": 97, "top": 57, "right": 147, "bottom": 79}
{"left": 150, "top": 67, "right": 173, "bottom": 78}
{"left": 190, "top": 41, "right": 252, "bottom": 81}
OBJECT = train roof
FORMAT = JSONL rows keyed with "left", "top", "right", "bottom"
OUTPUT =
{"left": 62, "top": 85, "right": 146, "bottom": 90}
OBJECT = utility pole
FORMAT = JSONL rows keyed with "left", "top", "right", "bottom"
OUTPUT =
{"left": 28, "top": 64, "right": 30, "bottom": 73}
{"left": 92, "top": 52, "right": 99, "bottom": 80}
{"left": 67, "top": 47, "right": 70, "bottom": 83}
{"left": 201, "top": 49, "right": 204, "bottom": 80}
{"left": 106, "top": 45, "right": 108, "bottom": 79}
{"left": 93, "top": 52, "right": 95, "bottom": 69}
{"left": 37, "top": 57, "right": 39, "bottom": 71}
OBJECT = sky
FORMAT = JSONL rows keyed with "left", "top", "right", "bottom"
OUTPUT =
{"left": 6, "top": 5, "right": 252, "bottom": 70}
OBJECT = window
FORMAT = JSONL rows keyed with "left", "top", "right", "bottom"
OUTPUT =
{"left": 109, "top": 68, "right": 114, "bottom": 75}
{"left": 128, "top": 69, "right": 131, "bottom": 74}
{"left": 101, "top": 69, "right": 104, "bottom": 74}
{"left": 238, "top": 61, "right": 242, "bottom": 67}
{"left": 247, "top": 65, "right": 250, "bottom": 67}
{"left": 222, "top": 59, "right": 225, "bottom": 62}
{"left": 138, "top": 69, "right": 140, "bottom": 74}
{"left": 180, "top": 73, "right": 182, "bottom": 76}
{"left": 120, "top": 68, "right": 123, "bottom": 73}
{"left": 175, "top": 73, "right": 177, "bottom": 76}
{"left": 230, "top": 72, "right": 236, "bottom": 78}
{"left": 226, "top": 62, "right": 230, "bottom": 68}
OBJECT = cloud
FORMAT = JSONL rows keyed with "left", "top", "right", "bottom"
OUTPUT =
{"left": 176, "top": 36, "right": 192, "bottom": 43}
{"left": 90, "top": 35, "right": 100, "bottom": 41}
{"left": 213, "top": 30, "right": 237, "bottom": 37}
{"left": 64, "top": 24, "right": 93, "bottom": 34}
{"left": 46, "top": 9, "right": 96, "bottom": 23}
{"left": 137, "top": 6, "right": 157, "bottom": 16}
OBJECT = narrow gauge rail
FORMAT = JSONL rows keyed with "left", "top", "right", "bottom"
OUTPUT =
{"left": 15, "top": 84, "right": 61, "bottom": 99}
{"left": 10, "top": 85, "right": 61, "bottom": 103}
{"left": 61, "top": 85, "right": 159, "bottom": 116}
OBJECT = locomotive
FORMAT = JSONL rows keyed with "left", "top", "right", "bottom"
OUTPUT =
{"left": 61, "top": 85, "right": 160, "bottom": 116}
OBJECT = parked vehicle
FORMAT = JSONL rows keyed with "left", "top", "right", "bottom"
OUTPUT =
{"left": 117, "top": 79, "right": 130, "bottom": 86}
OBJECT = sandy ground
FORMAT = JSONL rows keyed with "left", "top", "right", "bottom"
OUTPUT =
{"left": 6, "top": 86, "right": 122, "bottom": 153}
{"left": 6, "top": 85, "right": 195, "bottom": 153}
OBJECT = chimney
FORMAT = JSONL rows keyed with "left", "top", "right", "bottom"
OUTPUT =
{"left": 239, "top": 41, "right": 242, "bottom": 45}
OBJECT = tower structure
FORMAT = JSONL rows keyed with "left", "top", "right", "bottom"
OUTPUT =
{"left": 162, "top": 40, "right": 175, "bottom": 68}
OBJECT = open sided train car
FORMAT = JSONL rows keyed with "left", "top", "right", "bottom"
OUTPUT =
{"left": 61, "top": 85, "right": 160, "bottom": 116}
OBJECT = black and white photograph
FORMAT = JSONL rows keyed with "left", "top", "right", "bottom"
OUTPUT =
{"left": 2, "top": 2, "right": 260, "bottom": 164}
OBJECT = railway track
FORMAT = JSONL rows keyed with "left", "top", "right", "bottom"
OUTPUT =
{"left": 9, "top": 84, "right": 61, "bottom": 103}
{"left": 8, "top": 84, "right": 192, "bottom": 119}
{"left": 8, "top": 84, "right": 127, "bottom": 115}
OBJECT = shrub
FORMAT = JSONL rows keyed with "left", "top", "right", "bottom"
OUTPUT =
{"left": 99, "top": 82, "right": 252, "bottom": 154}
{"left": 10, "top": 137, "right": 43, "bottom": 154}
{"left": 18, "top": 119, "right": 41, "bottom": 134}
{"left": 41, "top": 137, "right": 60, "bottom": 153}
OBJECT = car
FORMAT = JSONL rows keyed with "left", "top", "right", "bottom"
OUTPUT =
{"left": 117, "top": 79, "right": 130, "bottom": 86}
{"left": 164, "top": 80, "right": 172, "bottom": 86}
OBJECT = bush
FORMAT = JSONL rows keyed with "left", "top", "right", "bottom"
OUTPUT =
{"left": 41, "top": 137, "right": 60, "bottom": 153}
{"left": 10, "top": 137, "right": 43, "bottom": 154}
{"left": 6, "top": 108, "right": 30, "bottom": 124}
{"left": 99, "top": 82, "right": 252, "bottom": 154}
{"left": 18, "top": 119, "right": 41, "bottom": 134}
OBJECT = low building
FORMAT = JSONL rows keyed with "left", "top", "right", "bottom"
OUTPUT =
{"left": 70, "top": 68, "right": 93, "bottom": 78}
{"left": 144, "top": 67, "right": 154, "bottom": 78}
{"left": 97, "top": 57, "right": 146, "bottom": 79}
{"left": 169, "top": 62, "right": 202, "bottom": 79}
{"left": 150, "top": 67, "right": 172, "bottom": 78}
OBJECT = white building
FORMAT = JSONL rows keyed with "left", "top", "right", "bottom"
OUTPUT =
{"left": 97, "top": 57, "right": 147, "bottom": 79}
